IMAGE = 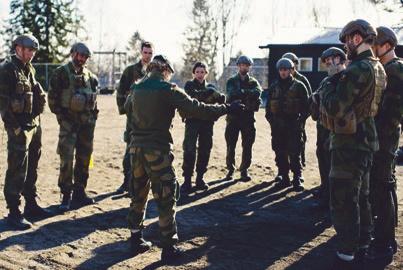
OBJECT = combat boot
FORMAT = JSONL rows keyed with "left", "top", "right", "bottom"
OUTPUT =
{"left": 71, "top": 188, "right": 95, "bottom": 208}
{"left": 7, "top": 208, "right": 32, "bottom": 230}
{"left": 130, "top": 231, "right": 152, "bottom": 254}
{"left": 161, "top": 245, "right": 184, "bottom": 263}
{"left": 24, "top": 196, "right": 52, "bottom": 218}
{"left": 180, "top": 176, "right": 192, "bottom": 194}
{"left": 225, "top": 170, "right": 234, "bottom": 180}
{"left": 195, "top": 174, "right": 209, "bottom": 190}
{"left": 331, "top": 254, "right": 356, "bottom": 270}
{"left": 292, "top": 175, "right": 305, "bottom": 191}
{"left": 59, "top": 192, "right": 72, "bottom": 212}
{"left": 240, "top": 170, "right": 251, "bottom": 182}
{"left": 274, "top": 175, "right": 291, "bottom": 189}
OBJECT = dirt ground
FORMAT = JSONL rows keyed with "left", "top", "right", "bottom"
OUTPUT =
{"left": 0, "top": 95, "right": 401, "bottom": 270}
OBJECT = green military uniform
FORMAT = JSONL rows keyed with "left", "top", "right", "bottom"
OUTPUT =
{"left": 370, "top": 57, "right": 403, "bottom": 250}
{"left": 0, "top": 55, "right": 45, "bottom": 210}
{"left": 321, "top": 49, "right": 386, "bottom": 255}
{"left": 266, "top": 76, "right": 308, "bottom": 183}
{"left": 116, "top": 61, "right": 146, "bottom": 189}
{"left": 181, "top": 79, "right": 224, "bottom": 181}
{"left": 126, "top": 72, "right": 228, "bottom": 248}
{"left": 225, "top": 73, "right": 262, "bottom": 174}
{"left": 48, "top": 61, "right": 98, "bottom": 195}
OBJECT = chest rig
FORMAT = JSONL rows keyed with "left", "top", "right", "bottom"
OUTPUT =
{"left": 269, "top": 80, "right": 303, "bottom": 115}
{"left": 10, "top": 63, "right": 34, "bottom": 114}
{"left": 61, "top": 64, "right": 96, "bottom": 113}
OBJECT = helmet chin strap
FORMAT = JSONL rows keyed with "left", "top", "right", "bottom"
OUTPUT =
{"left": 377, "top": 46, "right": 393, "bottom": 59}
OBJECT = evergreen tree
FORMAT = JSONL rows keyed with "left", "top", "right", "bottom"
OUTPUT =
{"left": 181, "top": 0, "right": 218, "bottom": 82}
{"left": 4, "top": 0, "right": 83, "bottom": 63}
{"left": 126, "top": 31, "right": 145, "bottom": 63}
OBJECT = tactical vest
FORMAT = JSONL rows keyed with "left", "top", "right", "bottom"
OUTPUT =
{"left": 60, "top": 64, "right": 96, "bottom": 113}
{"left": 9, "top": 62, "right": 34, "bottom": 114}
{"left": 354, "top": 58, "right": 386, "bottom": 123}
{"left": 269, "top": 80, "right": 303, "bottom": 115}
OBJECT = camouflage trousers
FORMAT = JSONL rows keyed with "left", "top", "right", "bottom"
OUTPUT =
{"left": 316, "top": 125, "right": 331, "bottom": 204}
{"left": 270, "top": 120, "right": 303, "bottom": 177}
{"left": 56, "top": 116, "right": 96, "bottom": 194}
{"left": 182, "top": 120, "right": 214, "bottom": 178}
{"left": 369, "top": 149, "right": 397, "bottom": 249}
{"left": 4, "top": 125, "right": 42, "bottom": 208}
{"left": 329, "top": 149, "right": 373, "bottom": 255}
{"left": 122, "top": 118, "right": 132, "bottom": 186}
{"left": 225, "top": 121, "right": 256, "bottom": 172}
{"left": 127, "top": 147, "right": 179, "bottom": 248}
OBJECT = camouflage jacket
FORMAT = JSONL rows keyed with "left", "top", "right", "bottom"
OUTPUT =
{"left": 182, "top": 79, "right": 225, "bottom": 122}
{"left": 126, "top": 73, "right": 228, "bottom": 151}
{"left": 321, "top": 50, "right": 384, "bottom": 152}
{"left": 295, "top": 71, "right": 312, "bottom": 95}
{"left": 116, "top": 61, "right": 145, "bottom": 114}
{"left": 375, "top": 57, "right": 403, "bottom": 154}
{"left": 48, "top": 61, "right": 98, "bottom": 119}
{"left": 0, "top": 55, "right": 41, "bottom": 130}
{"left": 226, "top": 73, "right": 262, "bottom": 123}
{"left": 265, "top": 76, "right": 309, "bottom": 126}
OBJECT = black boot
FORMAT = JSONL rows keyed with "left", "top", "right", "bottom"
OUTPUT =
{"left": 274, "top": 175, "right": 291, "bottom": 189}
{"left": 161, "top": 245, "right": 184, "bottom": 263}
{"left": 180, "top": 176, "right": 192, "bottom": 194}
{"left": 225, "top": 170, "right": 234, "bottom": 180}
{"left": 195, "top": 174, "right": 209, "bottom": 190}
{"left": 240, "top": 170, "right": 252, "bottom": 182}
{"left": 59, "top": 192, "right": 72, "bottom": 212}
{"left": 71, "top": 188, "right": 95, "bottom": 208}
{"left": 130, "top": 231, "right": 152, "bottom": 254}
{"left": 7, "top": 208, "right": 32, "bottom": 230}
{"left": 24, "top": 197, "right": 52, "bottom": 218}
{"left": 331, "top": 254, "right": 356, "bottom": 270}
{"left": 292, "top": 175, "right": 305, "bottom": 191}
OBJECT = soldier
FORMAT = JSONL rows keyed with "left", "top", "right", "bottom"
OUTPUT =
{"left": 0, "top": 34, "right": 49, "bottom": 229}
{"left": 265, "top": 58, "right": 308, "bottom": 191}
{"left": 310, "top": 47, "right": 347, "bottom": 209}
{"left": 115, "top": 41, "right": 154, "bottom": 194}
{"left": 225, "top": 55, "right": 262, "bottom": 181}
{"left": 320, "top": 19, "right": 386, "bottom": 269}
{"left": 282, "top": 52, "right": 312, "bottom": 169}
{"left": 367, "top": 26, "right": 402, "bottom": 261}
{"left": 181, "top": 62, "right": 225, "bottom": 193}
{"left": 48, "top": 42, "right": 99, "bottom": 211}
{"left": 125, "top": 55, "right": 243, "bottom": 262}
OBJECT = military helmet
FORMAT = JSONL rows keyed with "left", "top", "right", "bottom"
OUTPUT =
{"left": 152, "top": 55, "right": 175, "bottom": 73}
{"left": 70, "top": 42, "right": 92, "bottom": 57}
{"left": 276, "top": 58, "right": 295, "bottom": 70}
{"left": 12, "top": 34, "right": 39, "bottom": 50}
{"left": 282, "top": 52, "right": 299, "bottom": 64}
{"left": 320, "top": 47, "right": 347, "bottom": 63}
{"left": 339, "top": 19, "right": 377, "bottom": 43}
{"left": 375, "top": 26, "right": 398, "bottom": 47}
{"left": 236, "top": 55, "right": 253, "bottom": 66}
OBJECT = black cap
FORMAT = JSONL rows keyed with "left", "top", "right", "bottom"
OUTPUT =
{"left": 152, "top": 55, "right": 174, "bottom": 73}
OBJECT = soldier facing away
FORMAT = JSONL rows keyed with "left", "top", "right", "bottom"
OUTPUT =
{"left": 0, "top": 34, "right": 50, "bottom": 229}
{"left": 224, "top": 55, "right": 262, "bottom": 182}
{"left": 367, "top": 26, "right": 402, "bottom": 263}
{"left": 320, "top": 19, "right": 386, "bottom": 269}
{"left": 48, "top": 42, "right": 99, "bottom": 211}
{"left": 115, "top": 41, "right": 154, "bottom": 194}
{"left": 180, "top": 62, "right": 225, "bottom": 194}
{"left": 310, "top": 47, "right": 347, "bottom": 210}
{"left": 125, "top": 55, "right": 243, "bottom": 262}
{"left": 265, "top": 58, "right": 309, "bottom": 191}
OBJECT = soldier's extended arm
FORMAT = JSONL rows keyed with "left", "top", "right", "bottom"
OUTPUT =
{"left": 171, "top": 86, "right": 228, "bottom": 120}
{"left": 321, "top": 66, "right": 368, "bottom": 118}
{"left": 0, "top": 66, "right": 21, "bottom": 130}
{"left": 116, "top": 67, "right": 131, "bottom": 114}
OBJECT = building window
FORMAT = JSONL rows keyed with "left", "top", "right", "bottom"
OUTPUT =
{"left": 318, "top": 58, "right": 327, "bottom": 72}
{"left": 298, "top": 57, "right": 313, "bottom": 72}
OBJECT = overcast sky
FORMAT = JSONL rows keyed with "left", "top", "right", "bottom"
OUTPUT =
{"left": 1, "top": 0, "right": 402, "bottom": 65}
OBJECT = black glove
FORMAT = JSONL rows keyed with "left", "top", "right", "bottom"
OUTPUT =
{"left": 227, "top": 100, "right": 245, "bottom": 114}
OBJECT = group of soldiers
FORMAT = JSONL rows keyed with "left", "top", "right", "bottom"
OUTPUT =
{"left": 0, "top": 18, "right": 401, "bottom": 268}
